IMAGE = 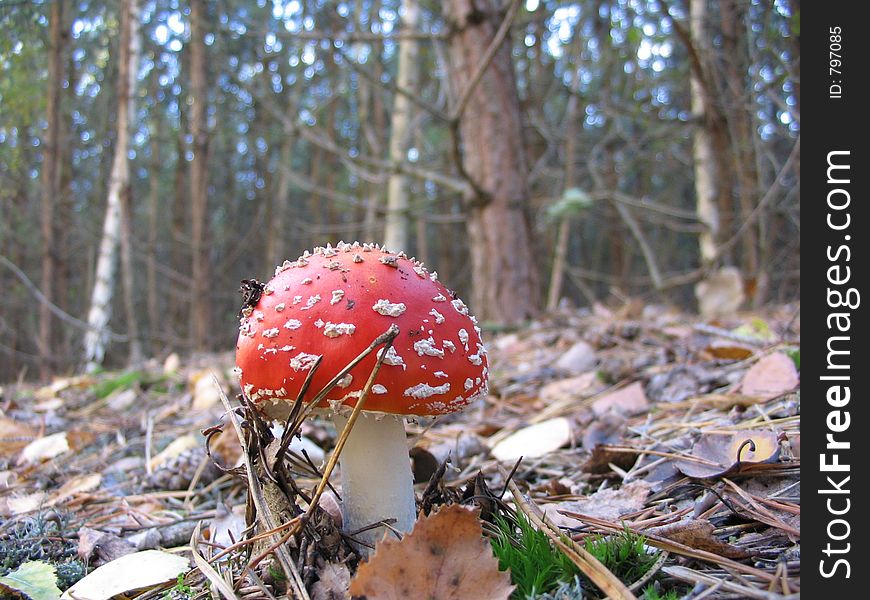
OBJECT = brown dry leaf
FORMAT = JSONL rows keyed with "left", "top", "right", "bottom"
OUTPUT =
{"left": 0, "top": 416, "right": 36, "bottom": 456}
{"left": 148, "top": 433, "right": 200, "bottom": 471}
{"left": 705, "top": 343, "right": 754, "bottom": 360}
{"left": 17, "top": 432, "right": 69, "bottom": 465}
{"left": 591, "top": 382, "right": 649, "bottom": 416}
{"left": 349, "top": 505, "right": 513, "bottom": 600}
{"left": 740, "top": 352, "right": 799, "bottom": 399}
{"left": 77, "top": 526, "right": 137, "bottom": 565}
{"left": 647, "top": 520, "right": 749, "bottom": 559}
{"left": 190, "top": 369, "right": 226, "bottom": 411}
{"left": 581, "top": 445, "right": 636, "bottom": 475}
{"left": 49, "top": 473, "right": 101, "bottom": 506}
{"left": 674, "top": 431, "right": 782, "bottom": 479}
{"left": 544, "top": 480, "right": 651, "bottom": 527}
{"left": 539, "top": 372, "right": 600, "bottom": 404}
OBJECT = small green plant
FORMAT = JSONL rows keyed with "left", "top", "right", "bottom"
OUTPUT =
{"left": 490, "top": 512, "right": 581, "bottom": 599}
{"left": 584, "top": 528, "right": 659, "bottom": 589}
{"left": 641, "top": 584, "right": 680, "bottom": 600}
{"left": 92, "top": 370, "right": 145, "bottom": 399}
{"left": 162, "top": 573, "right": 193, "bottom": 599}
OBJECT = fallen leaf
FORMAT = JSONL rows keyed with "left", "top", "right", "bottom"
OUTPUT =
{"left": 190, "top": 369, "right": 226, "bottom": 411}
{"left": 163, "top": 352, "right": 181, "bottom": 375}
{"left": 591, "top": 382, "right": 649, "bottom": 416}
{"left": 209, "top": 503, "right": 246, "bottom": 549}
{"left": 740, "top": 353, "right": 799, "bottom": 399}
{"left": 0, "top": 561, "right": 63, "bottom": 600}
{"left": 61, "top": 550, "right": 189, "bottom": 600}
{"left": 647, "top": 520, "right": 749, "bottom": 559}
{"left": 545, "top": 481, "right": 651, "bottom": 526}
{"left": 705, "top": 343, "right": 754, "bottom": 360}
{"left": 674, "top": 431, "right": 782, "bottom": 479}
{"left": 349, "top": 505, "right": 513, "bottom": 600}
{"left": 0, "top": 416, "right": 35, "bottom": 455}
{"left": 312, "top": 560, "right": 351, "bottom": 600}
{"left": 539, "top": 372, "right": 600, "bottom": 404}
{"left": 148, "top": 434, "right": 200, "bottom": 471}
{"left": 490, "top": 418, "right": 572, "bottom": 461}
{"left": 77, "top": 526, "right": 137, "bottom": 565}
{"left": 17, "top": 432, "right": 69, "bottom": 465}
{"left": 3, "top": 492, "right": 48, "bottom": 516}
{"left": 50, "top": 473, "right": 102, "bottom": 506}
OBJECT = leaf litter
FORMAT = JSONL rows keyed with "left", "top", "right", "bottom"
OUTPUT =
{"left": 0, "top": 304, "right": 800, "bottom": 598}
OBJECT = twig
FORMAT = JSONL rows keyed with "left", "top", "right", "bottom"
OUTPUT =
{"left": 663, "top": 565, "right": 798, "bottom": 600}
{"left": 190, "top": 521, "right": 243, "bottom": 600}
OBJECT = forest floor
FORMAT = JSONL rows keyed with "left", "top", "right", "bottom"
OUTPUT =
{"left": 0, "top": 302, "right": 800, "bottom": 600}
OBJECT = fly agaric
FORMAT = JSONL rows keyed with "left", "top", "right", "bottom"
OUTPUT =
{"left": 235, "top": 242, "right": 488, "bottom": 550}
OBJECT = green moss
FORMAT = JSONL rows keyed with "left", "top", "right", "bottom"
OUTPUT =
{"left": 583, "top": 528, "right": 659, "bottom": 587}
{"left": 490, "top": 512, "right": 581, "bottom": 599}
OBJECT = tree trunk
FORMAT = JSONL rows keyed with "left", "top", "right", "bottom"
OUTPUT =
{"left": 383, "top": 0, "right": 420, "bottom": 253}
{"left": 689, "top": 0, "right": 720, "bottom": 267}
{"left": 39, "top": 0, "right": 66, "bottom": 379}
{"left": 188, "top": 0, "right": 210, "bottom": 350}
{"left": 84, "top": 0, "right": 140, "bottom": 371}
{"left": 146, "top": 115, "right": 162, "bottom": 351}
{"left": 444, "top": 0, "right": 539, "bottom": 325}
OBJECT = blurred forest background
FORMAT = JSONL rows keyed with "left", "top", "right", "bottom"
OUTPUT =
{"left": 0, "top": 0, "right": 800, "bottom": 382}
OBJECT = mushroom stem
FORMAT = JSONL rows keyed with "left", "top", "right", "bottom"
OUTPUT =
{"left": 332, "top": 412, "right": 416, "bottom": 553}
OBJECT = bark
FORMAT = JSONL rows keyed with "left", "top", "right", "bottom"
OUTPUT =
{"left": 146, "top": 115, "right": 161, "bottom": 350}
{"left": 689, "top": 0, "right": 720, "bottom": 266}
{"left": 84, "top": 0, "right": 140, "bottom": 370}
{"left": 188, "top": 0, "right": 210, "bottom": 349}
{"left": 38, "top": 0, "right": 66, "bottom": 379}
{"left": 383, "top": 0, "right": 420, "bottom": 253}
{"left": 444, "top": 0, "right": 540, "bottom": 325}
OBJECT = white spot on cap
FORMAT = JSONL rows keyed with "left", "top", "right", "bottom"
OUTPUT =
{"left": 379, "top": 255, "right": 399, "bottom": 268}
{"left": 372, "top": 299, "right": 407, "bottom": 317}
{"left": 301, "top": 294, "right": 321, "bottom": 310}
{"left": 413, "top": 266, "right": 427, "bottom": 278}
{"left": 377, "top": 346, "right": 406, "bottom": 369}
{"left": 262, "top": 328, "right": 280, "bottom": 339}
{"left": 352, "top": 253, "right": 364, "bottom": 263}
{"left": 275, "top": 303, "right": 286, "bottom": 312}
{"left": 292, "top": 296, "right": 303, "bottom": 305}
{"left": 432, "top": 293, "right": 447, "bottom": 302}
{"left": 254, "top": 310, "right": 265, "bottom": 321}
{"left": 413, "top": 337, "right": 444, "bottom": 358}
{"left": 434, "top": 371, "right": 448, "bottom": 379}
{"left": 464, "top": 378, "right": 474, "bottom": 391}
{"left": 323, "top": 322, "right": 356, "bottom": 337}
{"left": 314, "top": 319, "right": 325, "bottom": 328}
{"left": 372, "top": 384, "right": 388, "bottom": 395}
{"left": 451, "top": 299, "right": 469, "bottom": 316}
{"left": 458, "top": 329, "right": 469, "bottom": 350}
{"left": 301, "top": 277, "right": 313, "bottom": 285}
{"left": 467, "top": 352, "right": 483, "bottom": 366}
{"left": 404, "top": 382, "right": 451, "bottom": 399}
{"left": 429, "top": 309, "right": 445, "bottom": 324}
{"left": 330, "top": 290, "right": 345, "bottom": 305}
{"left": 337, "top": 374, "right": 353, "bottom": 388}
{"left": 284, "top": 319, "right": 302, "bottom": 330}
{"left": 280, "top": 345, "right": 295, "bottom": 352}
{"left": 442, "top": 340, "right": 457, "bottom": 353}
{"left": 290, "top": 352, "right": 321, "bottom": 371}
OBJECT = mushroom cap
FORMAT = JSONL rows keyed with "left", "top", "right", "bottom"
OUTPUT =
{"left": 235, "top": 242, "right": 489, "bottom": 418}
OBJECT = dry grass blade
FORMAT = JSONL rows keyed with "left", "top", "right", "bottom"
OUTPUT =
{"left": 215, "top": 376, "right": 310, "bottom": 600}
{"left": 190, "top": 521, "right": 242, "bottom": 600}
{"left": 663, "top": 565, "right": 799, "bottom": 600}
{"left": 557, "top": 509, "right": 777, "bottom": 583}
{"left": 498, "top": 464, "right": 637, "bottom": 600}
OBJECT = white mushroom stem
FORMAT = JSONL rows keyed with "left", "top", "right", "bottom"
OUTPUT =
{"left": 332, "top": 412, "right": 416, "bottom": 553}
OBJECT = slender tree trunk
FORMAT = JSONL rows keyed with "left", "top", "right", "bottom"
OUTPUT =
{"left": 188, "top": 0, "right": 210, "bottom": 350}
{"left": 84, "top": 0, "right": 140, "bottom": 371}
{"left": 690, "top": 0, "right": 720, "bottom": 267}
{"left": 146, "top": 116, "right": 162, "bottom": 350}
{"left": 39, "top": 0, "right": 66, "bottom": 379}
{"left": 444, "top": 0, "right": 540, "bottom": 325}
{"left": 383, "top": 0, "right": 420, "bottom": 253}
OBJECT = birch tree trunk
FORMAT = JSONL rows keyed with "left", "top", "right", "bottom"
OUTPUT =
{"left": 39, "top": 0, "right": 66, "bottom": 379}
{"left": 189, "top": 0, "right": 210, "bottom": 349}
{"left": 445, "top": 0, "right": 540, "bottom": 325}
{"left": 383, "top": 0, "right": 419, "bottom": 253}
{"left": 84, "top": 0, "right": 140, "bottom": 371}
{"left": 690, "top": 0, "right": 719, "bottom": 266}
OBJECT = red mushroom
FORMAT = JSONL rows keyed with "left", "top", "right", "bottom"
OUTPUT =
{"left": 235, "top": 242, "right": 488, "bottom": 550}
